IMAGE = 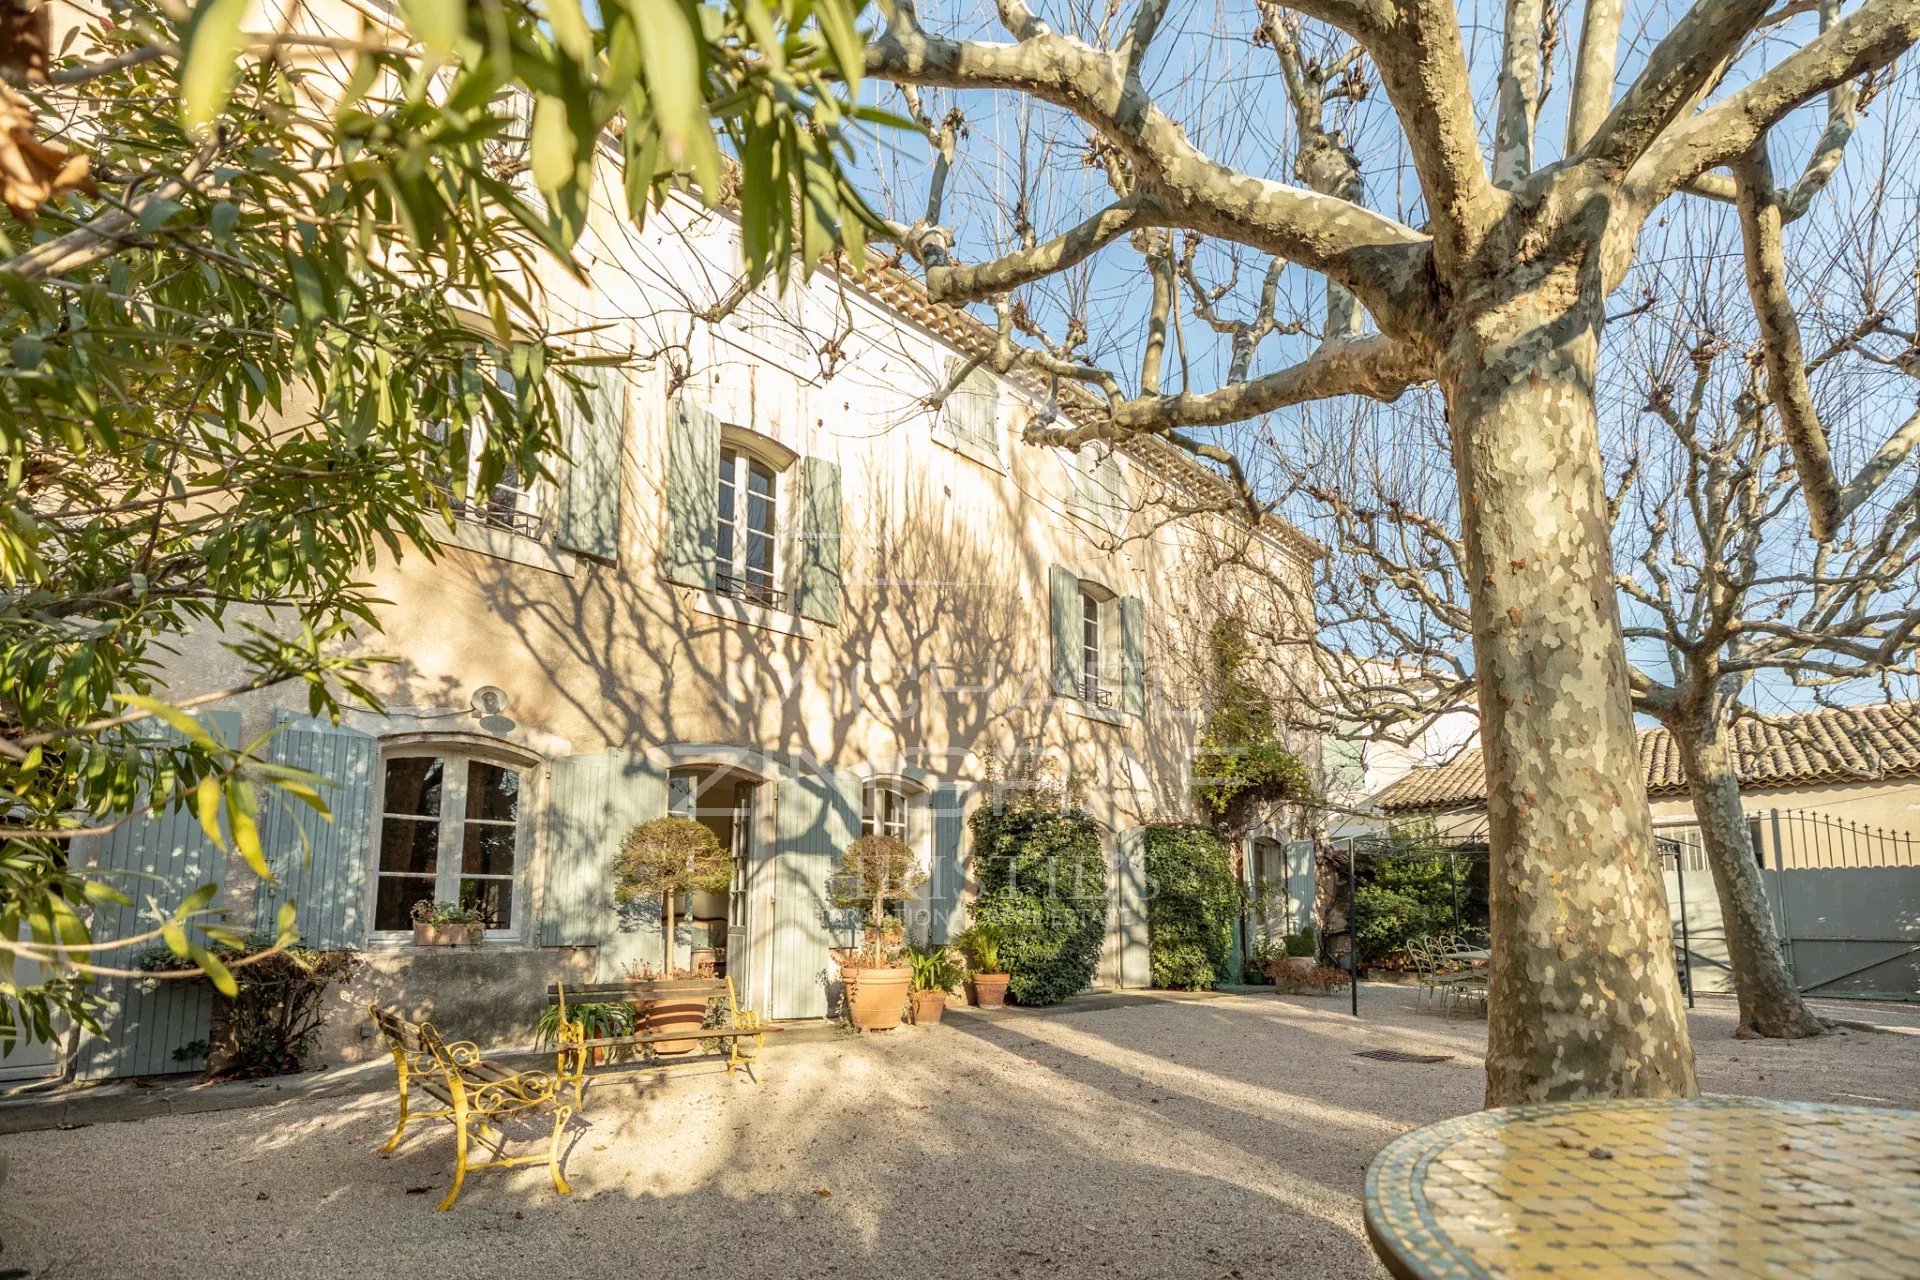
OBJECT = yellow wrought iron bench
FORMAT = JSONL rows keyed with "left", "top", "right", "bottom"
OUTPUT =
{"left": 548, "top": 976, "right": 776, "bottom": 1110}
{"left": 369, "top": 1005, "right": 574, "bottom": 1212}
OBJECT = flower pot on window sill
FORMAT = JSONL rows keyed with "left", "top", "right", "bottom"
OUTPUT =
{"left": 412, "top": 922, "right": 482, "bottom": 947}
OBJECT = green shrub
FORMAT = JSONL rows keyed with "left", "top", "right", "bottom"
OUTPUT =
{"left": 1142, "top": 823, "right": 1237, "bottom": 990}
{"left": 139, "top": 933, "right": 359, "bottom": 1079}
{"left": 1284, "top": 926, "right": 1317, "bottom": 958}
{"left": 1352, "top": 855, "right": 1456, "bottom": 964}
{"left": 968, "top": 805, "right": 1107, "bottom": 1006}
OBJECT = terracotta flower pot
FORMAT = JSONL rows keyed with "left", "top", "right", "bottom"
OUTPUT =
{"left": 640, "top": 993, "right": 709, "bottom": 1055}
{"left": 843, "top": 965, "right": 912, "bottom": 1031}
{"left": 412, "top": 922, "right": 480, "bottom": 946}
{"left": 910, "top": 990, "right": 947, "bottom": 1026}
{"left": 968, "top": 973, "right": 1010, "bottom": 1008}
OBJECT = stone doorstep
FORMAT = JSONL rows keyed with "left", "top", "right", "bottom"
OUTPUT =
{"left": 0, "top": 1022, "right": 841, "bottom": 1137}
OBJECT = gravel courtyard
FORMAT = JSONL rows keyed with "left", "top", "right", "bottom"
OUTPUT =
{"left": 3, "top": 986, "right": 1916, "bottom": 1280}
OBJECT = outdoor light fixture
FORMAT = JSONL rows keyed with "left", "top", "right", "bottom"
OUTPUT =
{"left": 471, "top": 685, "right": 510, "bottom": 717}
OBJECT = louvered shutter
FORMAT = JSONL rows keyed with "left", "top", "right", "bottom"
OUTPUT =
{"left": 556, "top": 363, "right": 625, "bottom": 560}
{"left": 665, "top": 396, "right": 720, "bottom": 589}
{"left": 797, "top": 455, "right": 842, "bottom": 625}
{"left": 252, "top": 713, "right": 377, "bottom": 950}
{"left": 542, "top": 749, "right": 665, "bottom": 947}
{"left": 929, "top": 786, "right": 965, "bottom": 943}
{"left": 1050, "top": 564, "right": 1081, "bottom": 696}
{"left": 1119, "top": 596, "right": 1145, "bottom": 716}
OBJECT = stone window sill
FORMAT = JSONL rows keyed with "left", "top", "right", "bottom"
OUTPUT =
{"left": 691, "top": 588, "right": 813, "bottom": 639}
{"left": 1066, "top": 699, "right": 1127, "bottom": 727}
{"left": 444, "top": 519, "right": 578, "bottom": 577}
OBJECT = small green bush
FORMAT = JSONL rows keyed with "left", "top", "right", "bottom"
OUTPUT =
{"left": 1142, "top": 823, "right": 1237, "bottom": 990}
{"left": 1284, "top": 926, "right": 1317, "bottom": 958}
{"left": 968, "top": 804, "right": 1107, "bottom": 1006}
{"left": 1352, "top": 855, "right": 1456, "bottom": 964}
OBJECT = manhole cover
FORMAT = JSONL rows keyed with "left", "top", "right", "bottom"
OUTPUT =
{"left": 1354, "top": 1049, "right": 1453, "bottom": 1064}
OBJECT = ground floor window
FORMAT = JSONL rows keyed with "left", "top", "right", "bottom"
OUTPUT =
{"left": 374, "top": 751, "right": 527, "bottom": 934}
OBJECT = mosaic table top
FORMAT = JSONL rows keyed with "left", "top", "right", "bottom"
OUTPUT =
{"left": 1363, "top": 1096, "right": 1920, "bottom": 1280}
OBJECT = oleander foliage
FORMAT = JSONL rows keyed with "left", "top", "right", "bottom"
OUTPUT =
{"left": 0, "top": 0, "right": 881, "bottom": 1050}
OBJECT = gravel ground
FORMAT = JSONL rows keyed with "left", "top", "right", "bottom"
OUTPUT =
{"left": 2, "top": 986, "right": 1916, "bottom": 1280}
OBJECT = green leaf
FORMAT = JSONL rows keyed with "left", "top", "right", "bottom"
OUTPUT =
{"left": 529, "top": 93, "right": 576, "bottom": 196}
{"left": 227, "top": 778, "right": 269, "bottom": 879}
{"left": 136, "top": 199, "right": 183, "bottom": 233}
{"left": 631, "top": 0, "right": 718, "bottom": 195}
{"left": 400, "top": 0, "right": 466, "bottom": 66}
{"left": 192, "top": 944, "right": 239, "bottom": 998}
{"left": 179, "top": 0, "right": 250, "bottom": 130}
{"left": 196, "top": 774, "right": 226, "bottom": 849}
{"left": 545, "top": 0, "right": 593, "bottom": 64}
{"left": 113, "top": 694, "right": 217, "bottom": 748}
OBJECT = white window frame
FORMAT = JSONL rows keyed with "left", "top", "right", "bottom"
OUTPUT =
{"left": 861, "top": 777, "right": 933, "bottom": 938}
{"left": 1078, "top": 581, "right": 1118, "bottom": 710}
{"left": 370, "top": 747, "right": 534, "bottom": 944}
{"left": 716, "top": 443, "right": 785, "bottom": 607}
{"left": 435, "top": 365, "right": 550, "bottom": 541}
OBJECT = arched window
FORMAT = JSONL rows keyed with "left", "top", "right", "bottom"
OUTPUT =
{"left": 373, "top": 748, "right": 531, "bottom": 937}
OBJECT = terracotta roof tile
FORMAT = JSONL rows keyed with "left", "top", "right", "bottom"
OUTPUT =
{"left": 1374, "top": 701, "right": 1920, "bottom": 813}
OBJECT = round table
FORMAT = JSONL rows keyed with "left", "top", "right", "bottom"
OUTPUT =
{"left": 1364, "top": 1096, "right": 1920, "bottom": 1279}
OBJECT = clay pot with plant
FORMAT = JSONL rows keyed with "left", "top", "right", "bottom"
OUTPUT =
{"left": 409, "top": 899, "right": 485, "bottom": 946}
{"left": 905, "top": 942, "right": 965, "bottom": 1026}
{"left": 612, "top": 817, "right": 733, "bottom": 1052}
{"left": 829, "top": 834, "right": 926, "bottom": 1032}
{"left": 955, "top": 923, "right": 1010, "bottom": 1008}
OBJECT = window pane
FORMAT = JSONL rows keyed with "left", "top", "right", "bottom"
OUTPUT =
{"left": 384, "top": 757, "right": 443, "bottom": 816}
{"left": 379, "top": 817, "right": 440, "bottom": 874}
{"left": 465, "top": 762, "right": 520, "bottom": 822}
{"left": 460, "top": 878, "right": 513, "bottom": 930}
{"left": 462, "top": 823, "right": 518, "bottom": 877}
{"left": 375, "top": 875, "right": 435, "bottom": 931}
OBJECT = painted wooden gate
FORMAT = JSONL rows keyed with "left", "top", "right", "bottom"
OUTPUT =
{"left": 71, "top": 711, "right": 239, "bottom": 1080}
{"left": 769, "top": 765, "right": 858, "bottom": 1020}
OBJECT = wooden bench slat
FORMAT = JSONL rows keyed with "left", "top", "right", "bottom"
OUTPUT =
{"left": 573, "top": 1026, "right": 776, "bottom": 1049}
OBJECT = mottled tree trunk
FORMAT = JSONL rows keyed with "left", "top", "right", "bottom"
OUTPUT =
{"left": 1442, "top": 276, "right": 1697, "bottom": 1106}
{"left": 1670, "top": 721, "right": 1828, "bottom": 1038}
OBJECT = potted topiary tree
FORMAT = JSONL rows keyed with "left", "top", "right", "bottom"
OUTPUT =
{"left": 613, "top": 816, "right": 733, "bottom": 1052}
{"left": 829, "top": 834, "right": 925, "bottom": 1031}
{"left": 954, "top": 922, "right": 1010, "bottom": 1008}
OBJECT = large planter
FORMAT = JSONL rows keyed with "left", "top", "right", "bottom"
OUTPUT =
{"left": 842, "top": 965, "right": 912, "bottom": 1031}
{"left": 909, "top": 990, "right": 947, "bottom": 1026}
{"left": 637, "top": 989, "right": 709, "bottom": 1055}
{"left": 968, "top": 973, "right": 1010, "bottom": 1008}
{"left": 412, "top": 922, "right": 481, "bottom": 947}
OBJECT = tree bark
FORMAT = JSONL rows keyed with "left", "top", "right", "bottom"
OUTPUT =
{"left": 1442, "top": 272, "right": 1698, "bottom": 1105}
{"left": 1670, "top": 721, "right": 1829, "bottom": 1039}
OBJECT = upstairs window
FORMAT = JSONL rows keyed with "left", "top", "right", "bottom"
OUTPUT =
{"left": 373, "top": 752, "right": 527, "bottom": 936}
{"left": 716, "top": 446, "right": 781, "bottom": 607}
{"left": 939, "top": 358, "right": 1001, "bottom": 459}
{"left": 431, "top": 365, "right": 547, "bottom": 540}
{"left": 1080, "top": 583, "right": 1115, "bottom": 709}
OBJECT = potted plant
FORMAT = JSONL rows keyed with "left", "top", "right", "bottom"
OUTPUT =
{"left": 535, "top": 1000, "right": 637, "bottom": 1066}
{"left": 955, "top": 922, "right": 1011, "bottom": 1008}
{"left": 829, "top": 834, "right": 926, "bottom": 1031}
{"left": 1280, "top": 926, "right": 1318, "bottom": 976}
{"left": 409, "top": 900, "right": 485, "bottom": 946}
{"left": 905, "top": 942, "right": 965, "bottom": 1026}
{"left": 612, "top": 818, "right": 733, "bottom": 1052}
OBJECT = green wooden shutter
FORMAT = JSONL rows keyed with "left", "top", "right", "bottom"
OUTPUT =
{"left": 797, "top": 455, "right": 842, "bottom": 625}
{"left": 72, "top": 711, "right": 240, "bottom": 1080}
{"left": 929, "top": 786, "right": 965, "bottom": 943}
{"left": 1119, "top": 595, "right": 1145, "bottom": 716}
{"left": 1284, "top": 839, "right": 1317, "bottom": 937}
{"left": 556, "top": 364, "right": 625, "bottom": 560}
{"left": 1050, "top": 564, "right": 1081, "bottom": 696}
{"left": 665, "top": 396, "right": 719, "bottom": 589}
{"left": 542, "top": 749, "right": 664, "bottom": 947}
{"left": 770, "top": 764, "right": 858, "bottom": 1020}
{"left": 1116, "top": 827, "right": 1151, "bottom": 989}
{"left": 252, "top": 713, "right": 377, "bottom": 950}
